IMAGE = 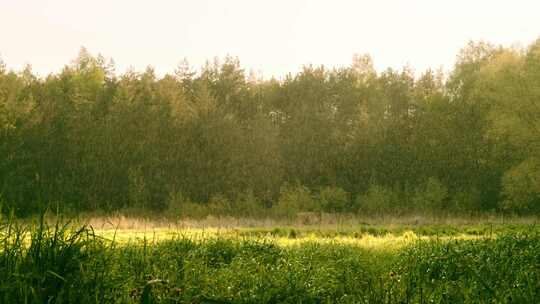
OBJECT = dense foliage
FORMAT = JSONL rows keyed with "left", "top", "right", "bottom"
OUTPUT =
{"left": 1, "top": 218, "right": 539, "bottom": 303}
{"left": 1, "top": 39, "right": 540, "bottom": 216}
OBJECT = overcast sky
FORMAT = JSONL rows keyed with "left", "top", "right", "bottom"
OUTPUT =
{"left": 1, "top": 0, "right": 539, "bottom": 78}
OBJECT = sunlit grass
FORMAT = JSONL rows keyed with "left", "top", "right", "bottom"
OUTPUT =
{"left": 94, "top": 227, "right": 485, "bottom": 252}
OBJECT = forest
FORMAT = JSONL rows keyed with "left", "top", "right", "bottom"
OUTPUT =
{"left": 1, "top": 39, "right": 539, "bottom": 217}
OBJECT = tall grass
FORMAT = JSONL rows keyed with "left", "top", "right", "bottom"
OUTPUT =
{"left": 396, "top": 231, "right": 540, "bottom": 303}
{"left": 1, "top": 214, "right": 538, "bottom": 303}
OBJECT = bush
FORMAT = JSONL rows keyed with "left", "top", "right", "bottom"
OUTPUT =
{"left": 450, "top": 187, "right": 483, "bottom": 213}
{"left": 412, "top": 177, "right": 448, "bottom": 213}
{"left": 356, "top": 184, "right": 400, "bottom": 215}
{"left": 167, "top": 191, "right": 209, "bottom": 219}
{"left": 207, "top": 194, "right": 233, "bottom": 216}
{"left": 232, "top": 190, "right": 266, "bottom": 218}
{"left": 168, "top": 191, "right": 268, "bottom": 219}
{"left": 272, "top": 185, "right": 316, "bottom": 220}
{"left": 501, "top": 158, "right": 540, "bottom": 213}
{"left": 317, "top": 186, "right": 351, "bottom": 213}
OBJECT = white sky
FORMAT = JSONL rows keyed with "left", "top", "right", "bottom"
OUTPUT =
{"left": 1, "top": 0, "right": 539, "bottom": 78}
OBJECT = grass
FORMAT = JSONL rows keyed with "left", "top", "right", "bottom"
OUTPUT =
{"left": 1, "top": 214, "right": 539, "bottom": 303}
{"left": 75, "top": 212, "right": 539, "bottom": 230}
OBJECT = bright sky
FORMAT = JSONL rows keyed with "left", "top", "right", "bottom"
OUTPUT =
{"left": 1, "top": 0, "right": 539, "bottom": 78}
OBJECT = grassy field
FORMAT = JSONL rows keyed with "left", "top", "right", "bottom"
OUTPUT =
{"left": 1, "top": 215, "right": 539, "bottom": 303}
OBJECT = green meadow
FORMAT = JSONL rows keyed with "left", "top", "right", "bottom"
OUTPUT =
{"left": 1, "top": 215, "right": 539, "bottom": 303}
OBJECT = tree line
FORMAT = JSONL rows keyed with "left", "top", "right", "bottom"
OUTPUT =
{"left": 1, "top": 39, "right": 539, "bottom": 217}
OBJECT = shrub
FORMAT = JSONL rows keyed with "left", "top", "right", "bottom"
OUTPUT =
{"left": 450, "top": 187, "right": 483, "bottom": 214}
{"left": 272, "top": 185, "right": 316, "bottom": 220}
{"left": 412, "top": 177, "right": 448, "bottom": 213}
{"left": 356, "top": 184, "right": 400, "bottom": 215}
{"left": 317, "top": 186, "right": 351, "bottom": 213}
{"left": 501, "top": 158, "right": 540, "bottom": 213}
{"left": 167, "top": 191, "right": 209, "bottom": 219}
{"left": 207, "top": 194, "right": 233, "bottom": 216}
{"left": 232, "top": 190, "right": 266, "bottom": 218}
